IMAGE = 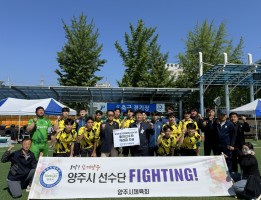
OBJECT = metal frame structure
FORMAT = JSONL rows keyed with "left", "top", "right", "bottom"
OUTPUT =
{"left": 198, "top": 52, "right": 261, "bottom": 117}
{"left": 0, "top": 86, "right": 199, "bottom": 119}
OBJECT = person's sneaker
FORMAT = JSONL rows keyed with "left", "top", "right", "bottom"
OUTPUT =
{"left": 26, "top": 185, "right": 31, "bottom": 192}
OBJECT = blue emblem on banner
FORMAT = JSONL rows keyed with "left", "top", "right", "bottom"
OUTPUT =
{"left": 40, "top": 166, "right": 62, "bottom": 188}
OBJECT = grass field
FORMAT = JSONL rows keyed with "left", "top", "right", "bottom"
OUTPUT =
{"left": 0, "top": 139, "right": 260, "bottom": 200}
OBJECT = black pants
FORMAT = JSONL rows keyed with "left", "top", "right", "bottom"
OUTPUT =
{"left": 131, "top": 149, "right": 149, "bottom": 157}
{"left": 122, "top": 146, "right": 131, "bottom": 157}
{"left": 180, "top": 148, "right": 197, "bottom": 156}
{"left": 231, "top": 150, "right": 239, "bottom": 172}
{"left": 204, "top": 141, "right": 218, "bottom": 156}
{"left": 73, "top": 142, "right": 81, "bottom": 156}
{"left": 80, "top": 148, "right": 93, "bottom": 157}
{"left": 148, "top": 147, "right": 158, "bottom": 156}
{"left": 96, "top": 146, "right": 101, "bottom": 157}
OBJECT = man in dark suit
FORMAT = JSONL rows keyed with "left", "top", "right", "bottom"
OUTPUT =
{"left": 213, "top": 110, "right": 235, "bottom": 172}
{"left": 129, "top": 110, "right": 154, "bottom": 156}
{"left": 201, "top": 108, "right": 218, "bottom": 156}
{"left": 229, "top": 112, "right": 250, "bottom": 172}
{"left": 99, "top": 110, "right": 120, "bottom": 157}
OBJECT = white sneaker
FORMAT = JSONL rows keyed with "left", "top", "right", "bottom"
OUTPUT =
{"left": 26, "top": 185, "right": 31, "bottom": 192}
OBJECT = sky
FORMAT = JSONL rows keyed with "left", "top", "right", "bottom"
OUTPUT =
{"left": 0, "top": 0, "right": 260, "bottom": 87}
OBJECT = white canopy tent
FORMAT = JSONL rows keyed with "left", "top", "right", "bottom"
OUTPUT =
{"left": 0, "top": 97, "right": 76, "bottom": 115}
{"left": 230, "top": 99, "right": 261, "bottom": 140}
{"left": 0, "top": 98, "right": 77, "bottom": 139}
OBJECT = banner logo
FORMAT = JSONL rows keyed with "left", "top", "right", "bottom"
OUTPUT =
{"left": 40, "top": 166, "right": 62, "bottom": 188}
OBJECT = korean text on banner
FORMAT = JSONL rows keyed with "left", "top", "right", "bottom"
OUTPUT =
{"left": 113, "top": 128, "right": 140, "bottom": 147}
{"left": 29, "top": 156, "right": 235, "bottom": 199}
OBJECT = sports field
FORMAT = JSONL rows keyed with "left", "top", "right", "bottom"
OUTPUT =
{"left": 0, "top": 139, "right": 260, "bottom": 200}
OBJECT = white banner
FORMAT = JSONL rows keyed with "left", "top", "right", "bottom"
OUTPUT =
{"left": 29, "top": 156, "right": 235, "bottom": 199}
{"left": 113, "top": 128, "right": 140, "bottom": 147}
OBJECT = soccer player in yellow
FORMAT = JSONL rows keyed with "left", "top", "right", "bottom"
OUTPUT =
{"left": 113, "top": 108, "right": 122, "bottom": 127}
{"left": 53, "top": 118, "right": 77, "bottom": 157}
{"left": 178, "top": 110, "right": 200, "bottom": 155}
{"left": 121, "top": 108, "right": 135, "bottom": 157}
{"left": 77, "top": 117, "right": 97, "bottom": 157}
{"left": 162, "top": 113, "right": 180, "bottom": 140}
{"left": 53, "top": 107, "right": 76, "bottom": 131}
{"left": 92, "top": 110, "right": 104, "bottom": 156}
{"left": 52, "top": 107, "right": 76, "bottom": 149}
{"left": 179, "top": 123, "right": 201, "bottom": 156}
{"left": 93, "top": 110, "right": 103, "bottom": 131}
{"left": 178, "top": 110, "right": 199, "bottom": 133}
{"left": 157, "top": 125, "right": 176, "bottom": 156}
{"left": 121, "top": 108, "right": 135, "bottom": 128}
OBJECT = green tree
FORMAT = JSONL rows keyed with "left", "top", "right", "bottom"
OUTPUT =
{"left": 55, "top": 14, "right": 106, "bottom": 86}
{"left": 115, "top": 19, "right": 174, "bottom": 87}
{"left": 55, "top": 14, "right": 106, "bottom": 112}
{"left": 175, "top": 20, "right": 244, "bottom": 109}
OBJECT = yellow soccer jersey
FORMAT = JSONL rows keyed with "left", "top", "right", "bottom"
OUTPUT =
{"left": 121, "top": 118, "right": 135, "bottom": 128}
{"left": 93, "top": 120, "right": 103, "bottom": 135}
{"left": 178, "top": 119, "right": 199, "bottom": 133}
{"left": 157, "top": 135, "right": 176, "bottom": 156}
{"left": 55, "top": 118, "right": 76, "bottom": 131}
{"left": 93, "top": 120, "right": 103, "bottom": 144}
{"left": 78, "top": 127, "right": 97, "bottom": 150}
{"left": 113, "top": 118, "right": 122, "bottom": 127}
{"left": 54, "top": 130, "right": 77, "bottom": 153}
{"left": 180, "top": 132, "right": 201, "bottom": 150}
{"left": 162, "top": 123, "right": 181, "bottom": 139}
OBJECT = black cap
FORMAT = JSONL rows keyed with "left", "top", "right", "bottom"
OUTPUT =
{"left": 217, "top": 109, "right": 226, "bottom": 115}
{"left": 35, "top": 106, "right": 44, "bottom": 112}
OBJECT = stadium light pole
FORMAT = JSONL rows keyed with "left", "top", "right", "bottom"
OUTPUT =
{"left": 248, "top": 53, "right": 254, "bottom": 102}
{"left": 223, "top": 53, "right": 230, "bottom": 115}
{"left": 199, "top": 52, "right": 204, "bottom": 117}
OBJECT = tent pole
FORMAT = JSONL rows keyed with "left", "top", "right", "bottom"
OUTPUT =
{"left": 18, "top": 115, "right": 21, "bottom": 142}
{"left": 255, "top": 115, "right": 258, "bottom": 141}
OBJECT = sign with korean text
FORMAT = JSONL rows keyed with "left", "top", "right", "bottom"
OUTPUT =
{"left": 107, "top": 103, "right": 165, "bottom": 112}
{"left": 29, "top": 156, "right": 235, "bottom": 199}
{"left": 113, "top": 128, "right": 140, "bottom": 147}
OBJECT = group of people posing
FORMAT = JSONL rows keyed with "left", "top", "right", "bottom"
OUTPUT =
{"left": 1, "top": 105, "right": 260, "bottom": 198}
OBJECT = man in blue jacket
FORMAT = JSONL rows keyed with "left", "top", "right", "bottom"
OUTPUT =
{"left": 213, "top": 110, "right": 235, "bottom": 172}
{"left": 149, "top": 111, "right": 164, "bottom": 156}
{"left": 130, "top": 110, "right": 154, "bottom": 156}
{"left": 1, "top": 138, "right": 37, "bottom": 198}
